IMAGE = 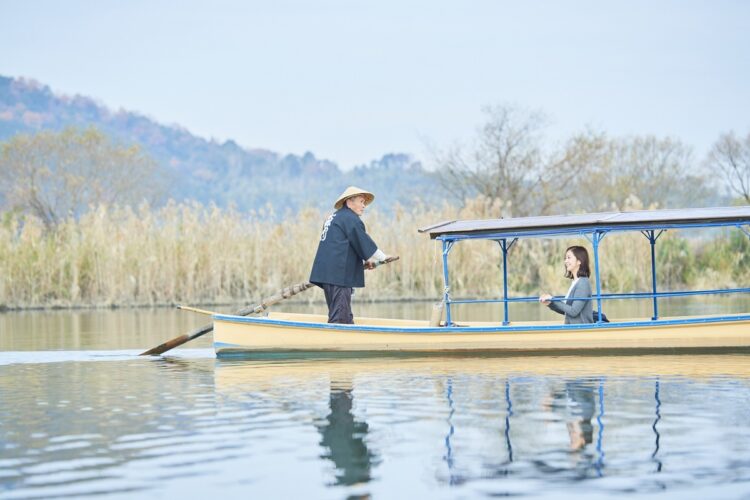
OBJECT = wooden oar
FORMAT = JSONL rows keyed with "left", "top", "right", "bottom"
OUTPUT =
{"left": 139, "top": 256, "right": 399, "bottom": 356}
{"left": 176, "top": 305, "right": 217, "bottom": 316}
{"left": 139, "top": 282, "right": 315, "bottom": 356}
{"left": 373, "top": 256, "right": 399, "bottom": 267}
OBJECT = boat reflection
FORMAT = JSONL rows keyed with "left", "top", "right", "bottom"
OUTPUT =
{"left": 215, "top": 354, "right": 750, "bottom": 486}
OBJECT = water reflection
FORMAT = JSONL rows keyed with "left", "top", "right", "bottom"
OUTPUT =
{"left": 1, "top": 354, "right": 749, "bottom": 498}
{"left": 317, "top": 380, "right": 377, "bottom": 486}
{"left": 652, "top": 380, "right": 662, "bottom": 472}
{"left": 443, "top": 379, "right": 457, "bottom": 484}
{"left": 504, "top": 380, "right": 514, "bottom": 464}
{"left": 492, "top": 378, "right": 604, "bottom": 482}
{"left": 0, "top": 356, "right": 220, "bottom": 497}
{"left": 550, "top": 380, "right": 597, "bottom": 451}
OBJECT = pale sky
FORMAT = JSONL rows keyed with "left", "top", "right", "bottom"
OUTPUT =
{"left": 1, "top": 0, "right": 748, "bottom": 169}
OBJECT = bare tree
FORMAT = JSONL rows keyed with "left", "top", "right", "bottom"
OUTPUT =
{"left": 432, "top": 104, "right": 586, "bottom": 217}
{"left": 540, "top": 130, "right": 609, "bottom": 214}
{"left": 708, "top": 131, "right": 750, "bottom": 203}
{"left": 563, "top": 134, "right": 707, "bottom": 211}
{"left": 0, "top": 127, "right": 166, "bottom": 227}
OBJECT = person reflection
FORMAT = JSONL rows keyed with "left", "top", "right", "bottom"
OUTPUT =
{"left": 550, "top": 381, "right": 596, "bottom": 451}
{"left": 317, "top": 381, "right": 376, "bottom": 486}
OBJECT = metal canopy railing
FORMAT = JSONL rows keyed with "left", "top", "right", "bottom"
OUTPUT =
{"left": 430, "top": 211, "right": 750, "bottom": 327}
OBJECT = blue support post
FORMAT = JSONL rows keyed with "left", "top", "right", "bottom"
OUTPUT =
{"left": 497, "top": 238, "right": 516, "bottom": 325}
{"left": 441, "top": 239, "right": 454, "bottom": 326}
{"left": 642, "top": 230, "right": 663, "bottom": 321}
{"left": 649, "top": 231, "right": 658, "bottom": 320}
{"left": 593, "top": 231, "right": 603, "bottom": 324}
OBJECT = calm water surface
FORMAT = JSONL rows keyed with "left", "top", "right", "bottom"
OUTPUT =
{"left": 1, "top": 302, "right": 750, "bottom": 499}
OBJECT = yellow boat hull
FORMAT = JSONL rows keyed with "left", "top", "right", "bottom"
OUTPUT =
{"left": 213, "top": 312, "right": 750, "bottom": 357}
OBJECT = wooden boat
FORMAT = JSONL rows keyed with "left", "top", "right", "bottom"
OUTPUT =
{"left": 213, "top": 206, "right": 750, "bottom": 358}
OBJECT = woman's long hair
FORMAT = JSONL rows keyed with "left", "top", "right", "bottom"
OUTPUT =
{"left": 565, "top": 245, "right": 591, "bottom": 279}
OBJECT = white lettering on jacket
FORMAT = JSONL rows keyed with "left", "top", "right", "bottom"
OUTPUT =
{"left": 320, "top": 213, "right": 336, "bottom": 241}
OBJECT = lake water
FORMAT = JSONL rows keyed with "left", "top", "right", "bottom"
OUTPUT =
{"left": 2, "top": 301, "right": 750, "bottom": 499}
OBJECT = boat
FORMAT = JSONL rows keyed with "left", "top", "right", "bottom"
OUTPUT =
{"left": 213, "top": 206, "right": 750, "bottom": 357}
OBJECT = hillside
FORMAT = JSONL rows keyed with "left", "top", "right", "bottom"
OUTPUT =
{"left": 0, "top": 75, "right": 443, "bottom": 213}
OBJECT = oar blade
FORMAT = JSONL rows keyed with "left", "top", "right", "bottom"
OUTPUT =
{"left": 140, "top": 335, "right": 191, "bottom": 356}
{"left": 139, "top": 323, "right": 213, "bottom": 356}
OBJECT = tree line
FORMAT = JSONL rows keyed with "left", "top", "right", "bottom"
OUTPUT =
{"left": 1, "top": 106, "right": 750, "bottom": 308}
{"left": 1, "top": 106, "right": 750, "bottom": 225}
{"left": 431, "top": 104, "right": 750, "bottom": 217}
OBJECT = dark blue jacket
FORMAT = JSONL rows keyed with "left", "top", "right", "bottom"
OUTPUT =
{"left": 310, "top": 207, "right": 378, "bottom": 288}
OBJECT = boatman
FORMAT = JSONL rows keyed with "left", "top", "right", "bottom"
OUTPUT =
{"left": 310, "top": 186, "right": 392, "bottom": 324}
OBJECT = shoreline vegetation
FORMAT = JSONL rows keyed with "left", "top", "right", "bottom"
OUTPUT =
{"left": 3, "top": 108, "right": 749, "bottom": 312}
{"left": 1, "top": 197, "right": 749, "bottom": 311}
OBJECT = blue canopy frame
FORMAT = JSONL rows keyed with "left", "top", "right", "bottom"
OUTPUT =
{"left": 421, "top": 207, "right": 750, "bottom": 327}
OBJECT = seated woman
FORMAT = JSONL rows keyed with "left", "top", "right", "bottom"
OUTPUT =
{"left": 539, "top": 245, "right": 594, "bottom": 324}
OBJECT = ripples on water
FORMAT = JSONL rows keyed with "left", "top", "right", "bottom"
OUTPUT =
{"left": 1, "top": 351, "right": 750, "bottom": 499}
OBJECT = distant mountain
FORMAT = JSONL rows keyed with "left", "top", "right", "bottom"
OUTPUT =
{"left": 0, "top": 75, "right": 444, "bottom": 213}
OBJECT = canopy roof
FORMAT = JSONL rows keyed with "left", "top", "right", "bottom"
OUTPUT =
{"left": 419, "top": 206, "right": 750, "bottom": 240}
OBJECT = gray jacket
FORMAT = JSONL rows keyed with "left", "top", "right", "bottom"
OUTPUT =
{"left": 547, "top": 277, "right": 594, "bottom": 324}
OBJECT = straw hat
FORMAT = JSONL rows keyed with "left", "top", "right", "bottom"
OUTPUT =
{"left": 334, "top": 186, "right": 375, "bottom": 209}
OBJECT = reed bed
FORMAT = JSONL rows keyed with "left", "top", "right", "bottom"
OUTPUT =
{"left": 0, "top": 199, "right": 748, "bottom": 309}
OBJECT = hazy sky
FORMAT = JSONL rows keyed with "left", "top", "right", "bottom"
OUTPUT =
{"left": 1, "top": 0, "right": 748, "bottom": 169}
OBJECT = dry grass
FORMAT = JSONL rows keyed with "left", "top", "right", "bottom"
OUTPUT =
{"left": 0, "top": 199, "right": 747, "bottom": 309}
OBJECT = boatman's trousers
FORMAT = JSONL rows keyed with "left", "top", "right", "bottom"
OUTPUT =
{"left": 320, "top": 284, "right": 354, "bottom": 324}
